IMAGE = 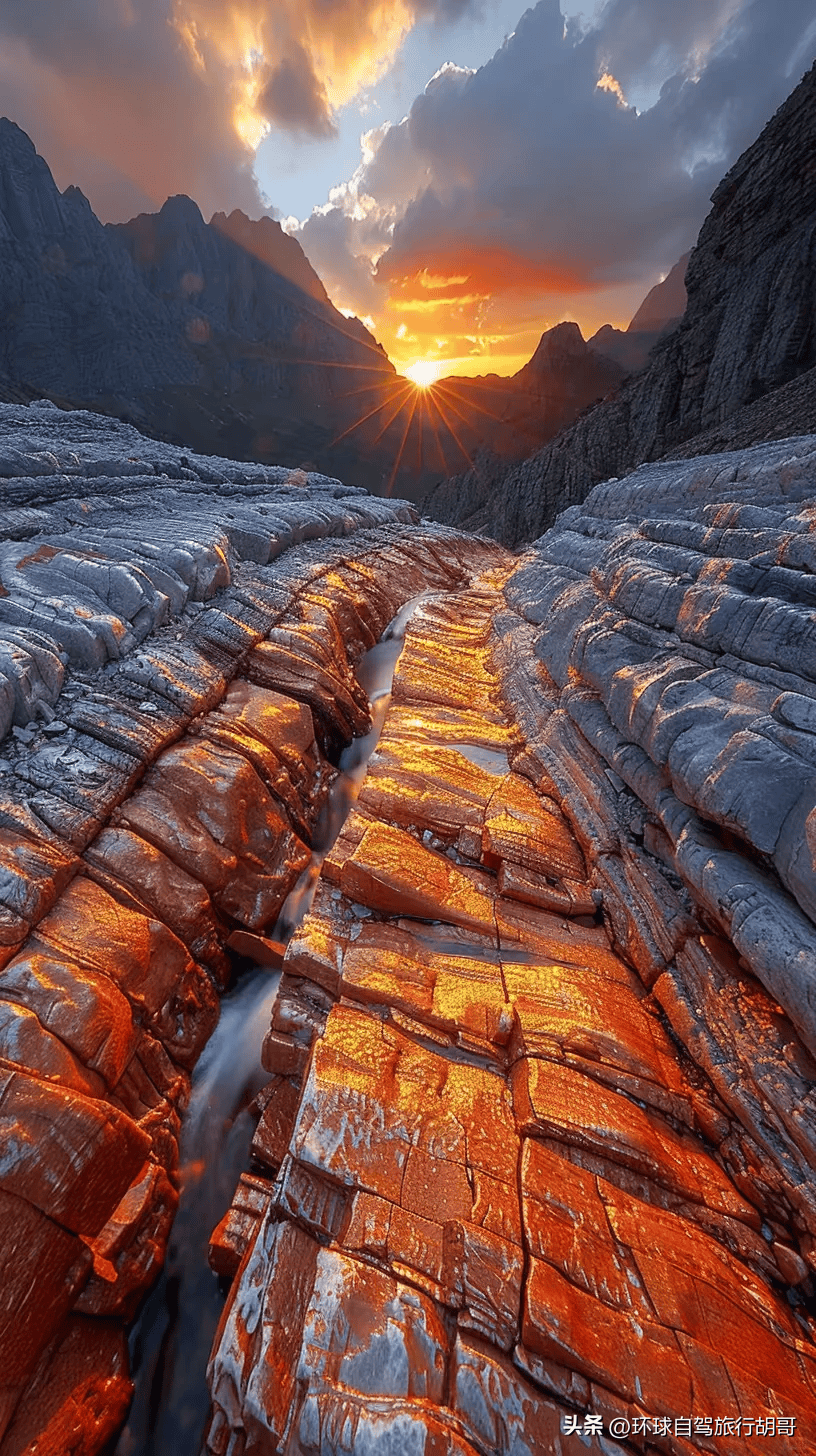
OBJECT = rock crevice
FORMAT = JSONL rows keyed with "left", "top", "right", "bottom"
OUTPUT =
{"left": 1, "top": 408, "right": 816, "bottom": 1454}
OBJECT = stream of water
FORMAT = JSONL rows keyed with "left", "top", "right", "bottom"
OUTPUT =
{"left": 114, "top": 970, "right": 280, "bottom": 1456}
{"left": 115, "top": 594, "right": 427, "bottom": 1454}
{"left": 273, "top": 593, "right": 426, "bottom": 939}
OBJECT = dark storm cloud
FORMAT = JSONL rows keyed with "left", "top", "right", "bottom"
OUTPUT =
{"left": 294, "top": 0, "right": 815, "bottom": 335}
{"left": 256, "top": 44, "right": 337, "bottom": 138}
{"left": 380, "top": 0, "right": 816, "bottom": 287}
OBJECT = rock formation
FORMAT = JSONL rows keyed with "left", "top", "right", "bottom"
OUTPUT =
{"left": 1, "top": 399, "right": 816, "bottom": 1454}
{"left": 0, "top": 400, "right": 501, "bottom": 1452}
{"left": 588, "top": 251, "right": 690, "bottom": 376}
{"left": 0, "top": 120, "right": 398, "bottom": 492}
{"left": 425, "top": 61, "right": 816, "bottom": 545}
{"left": 0, "top": 120, "right": 690, "bottom": 509}
{"left": 416, "top": 322, "right": 625, "bottom": 477}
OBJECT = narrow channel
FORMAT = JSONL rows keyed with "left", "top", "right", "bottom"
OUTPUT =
{"left": 113, "top": 969, "right": 279, "bottom": 1456}
{"left": 114, "top": 594, "right": 427, "bottom": 1455}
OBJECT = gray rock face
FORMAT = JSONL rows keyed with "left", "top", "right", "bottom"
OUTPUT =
{"left": 0, "top": 122, "right": 197, "bottom": 402}
{"left": 0, "top": 120, "right": 396, "bottom": 490}
{"left": 0, "top": 397, "right": 419, "bottom": 707}
{"left": 500, "top": 432, "right": 816, "bottom": 1055}
{"left": 426, "top": 62, "right": 816, "bottom": 545}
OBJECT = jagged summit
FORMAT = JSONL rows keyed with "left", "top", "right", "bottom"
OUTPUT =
{"left": 519, "top": 320, "right": 587, "bottom": 369}
{"left": 0, "top": 119, "right": 396, "bottom": 488}
{"left": 210, "top": 209, "right": 330, "bottom": 305}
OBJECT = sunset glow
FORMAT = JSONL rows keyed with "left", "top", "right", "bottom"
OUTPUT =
{"left": 0, "top": 0, "right": 807, "bottom": 394}
{"left": 404, "top": 359, "right": 444, "bottom": 387}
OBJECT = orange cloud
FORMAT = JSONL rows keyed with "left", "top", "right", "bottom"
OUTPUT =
{"left": 292, "top": 0, "right": 816, "bottom": 381}
{"left": 0, "top": 0, "right": 481, "bottom": 222}
{"left": 171, "top": 0, "right": 419, "bottom": 144}
{"left": 596, "top": 71, "right": 628, "bottom": 106}
{"left": 383, "top": 246, "right": 596, "bottom": 299}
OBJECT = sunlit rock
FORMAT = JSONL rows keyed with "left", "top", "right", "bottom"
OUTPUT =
{"left": 3, "top": 397, "right": 816, "bottom": 1455}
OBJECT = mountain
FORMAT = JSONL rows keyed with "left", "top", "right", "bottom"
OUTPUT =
{"left": 588, "top": 251, "right": 690, "bottom": 374}
{"left": 410, "top": 321, "right": 625, "bottom": 480}
{"left": 0, "top": 119, "right": 703, "bottom": 507}
{"left": 626, "top": 250, "right": 689, "bottom": 333}
{"left": 424, "top": 60, "right": 816, "bottom": 545}
{"left": 0, "top": 118, "right": 399, "bottom": 491}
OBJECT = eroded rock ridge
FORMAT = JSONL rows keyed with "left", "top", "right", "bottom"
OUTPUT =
{"left": 1, "top": 406, "right": 816, "bottom": 1454}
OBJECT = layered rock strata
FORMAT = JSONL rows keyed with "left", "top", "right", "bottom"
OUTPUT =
{"left": 425, "top": 60, "right": 816, "bottom": 546}
{"left": 4, "top": 403, "right": 816, "bottom": 1455}
{"left": 0, "top": 402, "right": 504, "bottom": 1452}
{"left": 209, "top": 434, "right": 816, "bottom": 1455}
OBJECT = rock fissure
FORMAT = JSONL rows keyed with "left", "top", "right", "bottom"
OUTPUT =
{"left": 0, "top": 401, "right": 816, "bottom": 1454}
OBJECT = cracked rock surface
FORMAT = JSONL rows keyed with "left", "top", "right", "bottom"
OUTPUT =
{"left": 2, "top": 404, "right": 816, "bottom": 1454}
{"left": 209, "top": 453, "right": 816, "bottom": 1452}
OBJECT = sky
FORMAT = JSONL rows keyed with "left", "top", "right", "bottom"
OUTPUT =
{"left": 1, "top": 0, "right": 814, "bottom": 380}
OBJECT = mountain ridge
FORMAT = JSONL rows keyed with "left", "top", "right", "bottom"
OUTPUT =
{"left": 0, "top": 117, "right": 399, "bottom": 490}
{"left": 0, "top": 114, "right": 696, "bottom": 503}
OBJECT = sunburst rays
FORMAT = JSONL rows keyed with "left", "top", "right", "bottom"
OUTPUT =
{"left": 322, "top": 365, "right": 498, "bottom": 494}
{"left": 239, "top": 292, "right": 491, "bottom": 492}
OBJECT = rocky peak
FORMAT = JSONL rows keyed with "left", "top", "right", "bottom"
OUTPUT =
{"left": 523, "top": 319, "right": 587, "bottom": 367}
{"left": 0, "top": 117, "right": 92, "bottom": 248}
{"left": 511, "top": 317, "right": 624, "bottom": 408}
{"left": 0, "top": 119, "right": 402, "bottom": 488}
{"left": 588, "top": 256, "right": 689, "bottom": 375}
{"left": 210, "top": 208, "right": 330, "bottom": 306}
{"left": 626, "top": 250, "right": 689, "bottom": 334}
{"left": 110, "top": 196, "right": 345, "bottom": 345}
{"left": 109, "top": 194, "right": 207, "bottom": 277}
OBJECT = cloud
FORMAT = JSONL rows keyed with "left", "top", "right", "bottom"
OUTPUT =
{"left": 291, "top": 0, "right": 815, "bottom": 369}
{"left": 0, "top": 2, "right": 263, "bottom": 220}
{"left": 256, "top": 43, "right": 336, "bottom": 138}
{"left": 0, "top": 0, "right": 485, "bottom": 221}
{"left": 0, "top": 0, "right": 811, "bottom": 381}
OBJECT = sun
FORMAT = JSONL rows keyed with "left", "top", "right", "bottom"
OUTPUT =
{"left": 404, "top": 359, "right": 443, "bottom": 388}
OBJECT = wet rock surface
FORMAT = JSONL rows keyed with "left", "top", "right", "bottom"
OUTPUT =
{"left": 2, "top": 403, "right": 816, "bottom": 1453}
{"left": 207, "top": 456, "right": 816, "bottom": 1452}
{"left": 0, "top": 404, "right": 503, "bottom": 1451}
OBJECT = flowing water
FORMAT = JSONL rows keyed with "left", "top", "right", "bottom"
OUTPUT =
{"left": 116, "top": 595, "right": 427, "bottom": 1454}
{"left": 273, "top": 592, "right": 428, "bottom": 939}
{"left": 115, "top": 969, "right": 280, "bottom": 1456}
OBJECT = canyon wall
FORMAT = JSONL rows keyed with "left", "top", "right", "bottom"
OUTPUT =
{"left": 425, "top": 60, "right": 816, "bottom": 546}
{"left": 1, "top": 404, "right": 816, "bottom": 1452}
